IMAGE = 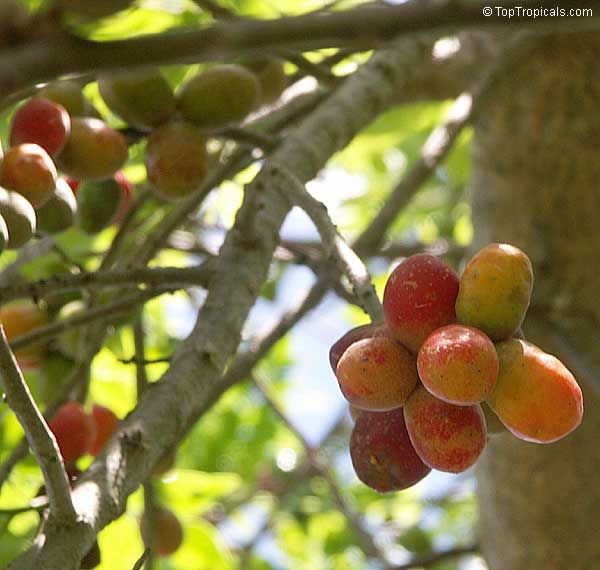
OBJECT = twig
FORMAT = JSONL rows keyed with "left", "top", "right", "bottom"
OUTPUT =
{"left": 9, "top": 288, "right": 175, "bottom": 352}
{"left": 270, "top": 162, "right": 383, "bottom": 321}
{"left": 353, "top": 33, "right": 532, "bottom": 256}
{"left": 392, "top": 544, "right": 479, "bottom": 570}
{"left": 0, "top": 263, "right": 215, "bottom": 304}
{"left": 0, "top": 324, "right": 75, "bottom": 523}
{"left": 132, "top": 548, "right": 151, "bottom": 570}
{"left": 252, "top": 373, "right": 390, "bottom": 565}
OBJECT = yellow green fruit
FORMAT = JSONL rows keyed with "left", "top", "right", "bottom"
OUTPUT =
{"left": 38, "top": 80, "right": 87, "bottom": 117}
{"left": 242, "top": 57, "right": 287, "bottom": 105}
{"left": 487, "top": 339, "right": 583, "bottom": 444}
{"left": 37, "top": 178, "right": 77, "bottom": 234}
{"left": 455, "top": 243, "right": 534, "bottom": 341}
{"left": 98, "top": 68, "right": 176, "bottom": 129}
{"left": 77, "top": 179, "right": 123, "bottom": 234}
{"left": 57, "top": 117, "right": 128, "bottom": 181}
{"left": 145, "top": 121, "right": 207, "bottom": 200}
{"left": 0, "top": 186, "right": 36, "bottom": 248}
{"left": 177, "top": 65, "right": 260, "bottom": 128}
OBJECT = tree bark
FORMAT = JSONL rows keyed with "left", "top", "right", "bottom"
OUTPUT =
{"left": 473, "top": 33, "right": 600, "bottom": 570}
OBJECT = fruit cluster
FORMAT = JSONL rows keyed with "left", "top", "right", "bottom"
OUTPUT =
{"left": 0, "top": 58, "right": 287, "bottom": 252}
{"left": 330, "top": 244, "right": 584, "bottom": 493}
{"left": 48, "top": 401, "right": 119, "bottom": 464}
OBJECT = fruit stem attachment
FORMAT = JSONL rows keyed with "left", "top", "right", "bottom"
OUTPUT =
{"left": 269, "top": 161, "right": 383, "bottom": 321}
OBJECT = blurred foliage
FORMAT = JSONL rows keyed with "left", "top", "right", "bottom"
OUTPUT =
{"left": 0, "top": 1, "right": 479, "bottom": 569}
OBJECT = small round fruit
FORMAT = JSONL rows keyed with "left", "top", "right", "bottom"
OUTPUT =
{"left": 10, "top": 98, "right": 71, "bottom": 157}
{"left": 0, "top": 300, "right": 48, "bottom": 369}
{"left": 76, "top": 178, "right": 123, "bottom": 233}
{"left": 48, "top": 401, "right": 96, "bottom": 463}
{"left": 0, "top": 187, "right": 36, "bottom": 248}
{"left": 145, "top": 121, "right": 207, "bottom": 200}
{"left": 89, "top": 404, "right": 119, "bottom": 456}
{"left": 404, "top": 385, "right": 487, "bottom": 473}
{"left": 350, "top": 408, "right": 431, "bottom": 492}
{"left": 38, "top": 80, "right": 86, "bottom": 117}
{"left": 98, "top": 68, "right": 175, "bottom": 129}
{"left": 488, "top": 339, "right": 583, "bottom": 443}
{"left": 329, "top": 322, "right": 389, "bottom": 373}
{"left": 141, "top": 506, "right": 184, "bottom": 557}
{"left": 36, "top": 178, "right": 77, "bottom": 234}
{"left": 0, "top": 144, "right": 57, "bottom": 207}
{"left": 417, "top": 324, "right": 499, "bottom": 405}
{"left": 336, "top": 336, "right": 418, "bottom": 411}
{"left": 242, "top": 57, "right": 287, "bottom": 105}
{"left": 57, "top": 117, "right": 128, "bottom": 181}
{"left": 177, "top": 65, "right": 260, "bottom": 128}
{"left": 383, "top": 254, "right": 459, "bottom": 353}
{"left": 455, "top": 243, "right": 534, "bottom": 341}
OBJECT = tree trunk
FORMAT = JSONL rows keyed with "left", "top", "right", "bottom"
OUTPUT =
{"left": 473, "top": 33, "right": 600, "bottom": 570}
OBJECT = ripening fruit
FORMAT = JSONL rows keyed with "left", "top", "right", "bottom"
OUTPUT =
{"left": 455, "top": 243, "right": 534, "bottom": 341}
{"left": 48, "top": 401, "right": 96, "bottom": 463}
{"left": 329, "top": 322, "right": 389, "bottom": 373}
{"left": 98, "top": 68, "right": 176, "bottom": 128}
{"left": 53, "top": 0, "right": 134, "bottom": 19}
{"left": 242, "top": 57, "right": 287, "bottom": 105}
{"left": 350, "top": 408, "right": 431, "bottom": 492}
{"left": 383, "top": 254, "right": 459, "bottom": 353}
{"left": 0, "top": 187, "right": 36, "bottom": 248}
{"left": 417, "top": 324, "right": 499, "bottom": 405}
{"left": 177, "top": 65, "right": 260, "bottom": 128}
{"left": 89, "top": 404, "right": 119, "bottom": 456}
{"left": 57, "top": 117, "right": 128, "bottom": 181}
{"left": 404, "top": 385, "right": 487, "bottom": 473}
{"left": 145, "top": 121, "right": 207, "bottom": 200}
{"left": 336, "top": 337, "right": 418, "bottom": 411}
{"left": 488, "top": 339, "right": 583, "bottom": 443}
{"left": 0, "top": 144, "right": 57, "bottom": 207}
{"left": 38, "top": 81, "right": 86, "bottom": 117}
{"left": 76, "top": 178, "right": 123, "bottom": 233}
{"left": 10, "top": 98, "right": 71, "bottom": 157}
{"left": 0, "top": 301, "right": 48, "bottom": 370}
{"left": 36, "top": 178, "right": 77, "bottom": 234}
{"left": 141, "top": 506, "right": 184, "bottom": 557}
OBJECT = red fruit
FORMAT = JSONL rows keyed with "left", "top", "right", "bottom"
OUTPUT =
{"left": 0, "top": 143, "right": 57, "bottom": 207}
{"left": 329, "top": 322, "right": 389, "bottom": 373}
{"left": 89, "top": 404, "right": 119, "bottom": 456}
{"left": 141, "top": 506, "right": 184, "bottom": 557}
{"left": 10, "top": 98, "right": 71, "bottom": 157}
{"left": 48, "top": 402, "right": 96, "bottom": 463}
{"left": 417, "top": 324, "right": 499, "bottom": 405}
{"left": 350, "top": 408, "right": 431, "bottom": 493}
{"left": 336, "top": 337, "right": 418, "bottom": 411}
{"left": 404, "top": 385, "right": 487, "bottom": 473}
{"left": 112, "top": 170, "right": 133, "bottom": 224}
{"left": 383, "top": 254, "right": 459, "bottom": 353}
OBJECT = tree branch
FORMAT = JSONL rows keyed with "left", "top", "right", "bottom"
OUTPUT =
{"left": 8, "top": 37, "right": 445, "bottom": 568}
{"left": 1, "top": 0, "right": 598, "bottom": 98}
{"left": 0, "top": 324, "right": 76, "bottom": 523}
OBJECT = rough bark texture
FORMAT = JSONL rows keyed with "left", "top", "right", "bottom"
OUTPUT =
{"left": 473, "top": 33, "right": 600, "bottom": 570}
